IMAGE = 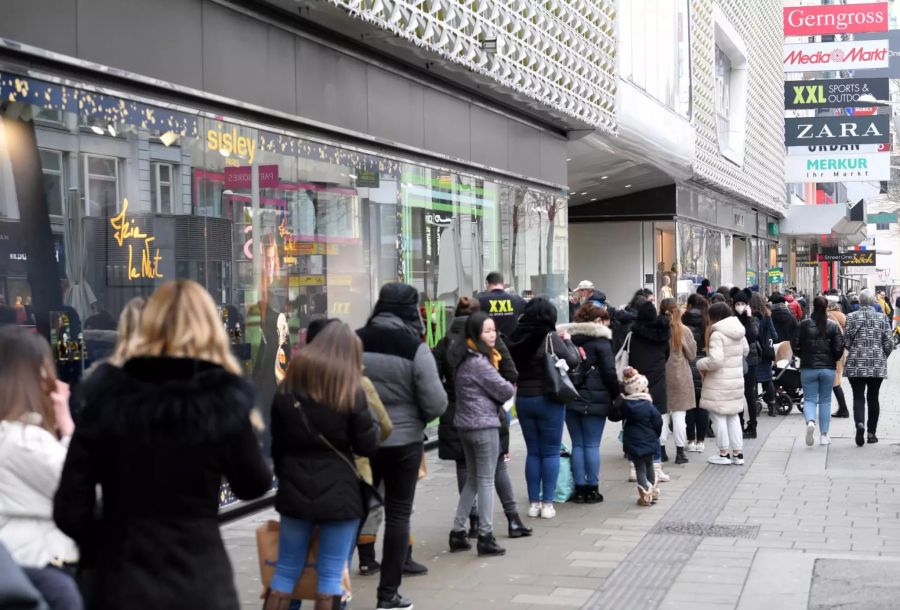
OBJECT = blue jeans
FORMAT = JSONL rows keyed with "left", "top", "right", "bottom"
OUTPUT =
{"left": 517, "top": 395, "right": 565, "bottom": 503}
{"left": 801, "top": 368, "right": 835, "bottom": 435}
{"left": 565, "top": 412, "right": 606, "bottom": 486}
{"left": 272, "top": 515, "right": 360, "bottom": 596}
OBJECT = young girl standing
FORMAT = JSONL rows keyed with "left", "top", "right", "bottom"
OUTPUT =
{"left": 696, "top": 303, "right": 749, "bottom": 466}
{"left": 615, "top": 367, "right": 663, "bottom": 506}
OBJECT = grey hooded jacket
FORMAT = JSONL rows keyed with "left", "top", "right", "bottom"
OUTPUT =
{"left": 357, "top": 312, "right": 448, "bottom": 447}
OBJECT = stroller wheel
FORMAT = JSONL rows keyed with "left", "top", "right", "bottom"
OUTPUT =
{"left": 756, "top": 399, "right": 764, "bottom": 417}
{"left": 776, "top": 394, "right": 793, "bottom": 416}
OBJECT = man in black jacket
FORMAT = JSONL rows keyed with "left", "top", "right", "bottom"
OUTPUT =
{"left": 769, "top": 292, "right": 798, "bottom": 343}
{"left": 478, "top": 272, "right": 525, "bottom": 340}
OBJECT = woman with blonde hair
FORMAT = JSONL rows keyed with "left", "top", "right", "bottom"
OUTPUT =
{"left": 659, "top": 298, "right": 697, "bottom": 465}
{"left": 107, "top": 295, "right": 147, "bottom": 366}
{"left": 54, "top": 280, "right": 272, "bottom": 610}
{"left": 0, "top": 326, "right": 82, "bottom": 609}
{"left": 266, "top": 321, "right": 379, "bottom": 610}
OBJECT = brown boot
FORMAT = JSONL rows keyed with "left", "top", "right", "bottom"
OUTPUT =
{"left": 262, "top": 589, "right": 292, "bottom": 610}
{"left": 636, "top": 485, "right": 652, "bottom": 507}
{"left": 314, "top": 593, "right": 343, "bottom": 610}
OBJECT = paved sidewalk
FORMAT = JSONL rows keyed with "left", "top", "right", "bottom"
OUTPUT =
{"left": 223, "top": 352, "right": 900, "bottom": 610}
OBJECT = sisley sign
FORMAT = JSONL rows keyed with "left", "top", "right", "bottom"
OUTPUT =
{"left": 784, "top": 115, "right": 890, "bottom": 146}
{"left": 785, "top": 153, "right": 890, "bottom": 183}
{"left": 783, "top": 40, "right": 888, "bottom": 72}
{"left": 784, "top": 77, "right": 889, "bottom": 110}
{"left": 784, "top": 3, "right": 888, "bottom": 37}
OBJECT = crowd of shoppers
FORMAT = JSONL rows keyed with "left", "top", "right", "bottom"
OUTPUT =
{"left": 1, "top": 271, "right": 894, "bottom": 610}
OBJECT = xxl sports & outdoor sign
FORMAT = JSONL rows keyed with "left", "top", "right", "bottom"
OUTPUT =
{"left": 784, "top": 3, "right": 888, "bottom": 37}
{"left": 784, "top": 78, "right": 888, "bottom": 110}
{"left": 784, "top": 115, "right": 890, "bottom": 146}
{"left": 785, "top": 153, "right": 890, "bottom": 182}
{"left": 783, "top": 40, "right": 888, "bottom": 72}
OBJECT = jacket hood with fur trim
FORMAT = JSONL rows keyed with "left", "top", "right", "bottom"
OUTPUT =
{"left": 558, "top": 322, "right": 613, "bottom": 341}
{"left": 710, "top": 315, "right": 746, "bottom": 341}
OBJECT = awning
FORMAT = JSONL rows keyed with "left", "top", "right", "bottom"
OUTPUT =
{"left": 779, "top": 201, "right": 867, "bottom": 245}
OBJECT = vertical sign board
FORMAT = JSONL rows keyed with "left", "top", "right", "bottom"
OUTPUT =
{"left": 784, "top": 3, "right": 889, "bottom": 37}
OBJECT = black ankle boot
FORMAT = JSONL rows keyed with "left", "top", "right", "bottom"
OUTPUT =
{"left": 449, "top": 530, "right": 472, "bottom": 552}
{"left": 675, "top": 446, "right": 689, "bottom": 464}
{"left": 767, "top": 402, "right": 776, "bottom": 417}
{"left": 402, "top": 545, "right": 428, "bottom": 576}
{"left": 584, "top": 485, "right": 604, "bottom": 504}
{"left": 743, "top": 422, "right": 757, "bottom": 439}
{"left": 660, "top": 446, "right": 669, "bottom": 463}
{"left": 506, "top": 512, "right": 533, "bottom": 538}
{"left": 572, "top": 485, "right": 587, "bottom": 504}
{"left": 476, "top": 533, "right": 506, "bottom": 557}
{"left": 357, "top": 542, "right": 380, "bottom": 576}
{"left": 467, "top": 515, "right": 479, "bottom": 539}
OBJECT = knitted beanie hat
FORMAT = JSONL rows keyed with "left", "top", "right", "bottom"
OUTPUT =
{"left": 623, "top": 367, "right": 649, "bottom": 395}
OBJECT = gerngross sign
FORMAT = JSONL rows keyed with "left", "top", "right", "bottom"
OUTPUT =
{"left": 784, "top": 115, "right": 890, "bottom": 147}
{"left": 783, "top": 40, "right": 888, "bottom": 72}
{"left": 784, "top": 3, "right": 888, "bottom": 37}
{"left": 784, "top": 77, "right": 889, "bottom": 110}
{"left": 785, "top": 153, "right": 890, "bottom": 183}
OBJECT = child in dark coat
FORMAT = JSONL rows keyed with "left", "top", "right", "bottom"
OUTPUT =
{"left": 619, "top": 367, "right": 664, "bottom": 506}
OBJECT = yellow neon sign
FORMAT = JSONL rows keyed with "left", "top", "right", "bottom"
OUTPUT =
{"left": 110, "top": 198, "right": 164, "bottom": 281}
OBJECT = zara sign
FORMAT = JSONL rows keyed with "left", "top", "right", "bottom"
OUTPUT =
{"left": 784, "top": 115, "right": 890, "bottom": 146}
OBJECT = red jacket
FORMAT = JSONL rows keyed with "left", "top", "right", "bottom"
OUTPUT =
{"left": 785, "top": 296, "right": 802, "bottom": 321}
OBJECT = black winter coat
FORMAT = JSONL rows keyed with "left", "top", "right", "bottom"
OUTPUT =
{"left": 54, "top": 358, "right": 272, "bottom": 610}
{"left": 756, "top": 315, "right": 778, "bottom": 382}
{"left": 559, "top": 322, "right": 619, "bottom": 417}
{"left": 609, "top": 395, "right": 663, "bottom": 460}
{"left": 682, "top": 308, "right": 706, "bottom": 392}
{"left": 435, "top": 316, "right": 518, "bottom": 460}
{"left": 737, "top": 312, "right": 760, "bottom": 367}
{"left": 771, "top": 303, "right": 798, "bottom": 344}
{"left": 627, "top": 316, "right": 671, "bottom": 413}
{"left": 791, "top": 319, "right": 844, "bottom": 370}
{"left": 508, "top": 324, "right": 579, "bottom": 398}
{"left": 612, "top": 307, "right": 638, "bottom": 352}
{"left": 271, "top": 389, "right": 379, "bottom": 521}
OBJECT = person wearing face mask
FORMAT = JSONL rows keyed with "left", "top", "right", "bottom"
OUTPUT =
{"left": 732, "top": 290, "right": 760, "bottom": 439}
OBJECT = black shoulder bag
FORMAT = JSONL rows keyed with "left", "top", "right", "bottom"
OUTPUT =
{"left": 292, "top": 398, "right": 384, "bottom": 512}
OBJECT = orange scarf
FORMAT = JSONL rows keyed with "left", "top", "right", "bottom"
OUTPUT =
{"left": 467, "top": 338, "right": 502, "bottom": 370}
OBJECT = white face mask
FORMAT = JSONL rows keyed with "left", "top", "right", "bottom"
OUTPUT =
{"left": 735, "top": 303, "right": 748, "bottom": 315}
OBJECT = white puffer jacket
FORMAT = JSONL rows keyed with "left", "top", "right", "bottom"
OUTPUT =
{"left": 696, "top": 316, "right": 749, "bottom": 415}
{"left": 0, "top": 420, "right": 79, "bottom": 567}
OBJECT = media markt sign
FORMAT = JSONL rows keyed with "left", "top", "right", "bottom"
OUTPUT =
{"left": 783, "top": 40, "right": 888, "bottom": 72}
{"left": 785, "top": 153, "right": 890, "bottom": 182}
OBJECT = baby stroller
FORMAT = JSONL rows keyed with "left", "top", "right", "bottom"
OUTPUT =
{"left": 772, "top": 341, "right": 803, "bottom": 416}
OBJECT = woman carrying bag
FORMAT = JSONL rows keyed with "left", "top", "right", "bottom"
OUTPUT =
{"left": 266, "top": 322, "right": 380, "bottom": 610}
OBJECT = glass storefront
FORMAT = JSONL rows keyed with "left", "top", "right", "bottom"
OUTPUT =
{"left": 676, "top": 221, "right": 722, "bottom": 304}
{"left": 0, "top": 71, "right": 568, "bottom": 479}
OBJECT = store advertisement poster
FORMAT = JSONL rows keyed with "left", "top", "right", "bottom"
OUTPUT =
{"left": 784, "top": 3, "right": 888, "bottom": 37}
{"left": 783, "top": 40, "right": 888, "bottom": 72}
{"left": 785, "top": 152, "right": 890, "bottom": 182}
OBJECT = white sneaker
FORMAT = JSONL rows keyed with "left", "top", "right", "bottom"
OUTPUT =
{"left": 805, "top": 421, "right": 816, "bottom": 447}
{"left": 628, "top": 464, "right": 637, "bottom": 482}
{"left": 527, "top": 502, "right": 541, "bottom": 518}
{"left": 708, "top": 454, "right": 732, "bottom": 465}
{"left": 696, "top": 442, "right": 705, "bottom": 453}
{"left": 731, "top": 453, "right": 745, "bottom": 465}
{"left": 820, "top": 434, "right": 831, "bottom": 446}
{"left": 540, "top": 503, "right": 556, "bottom": 519}
{"left": 654, "top": 464, "right": 671, "bottom": 482}
{"left": 686, "top": 441, "right": 697, "bottom": 452}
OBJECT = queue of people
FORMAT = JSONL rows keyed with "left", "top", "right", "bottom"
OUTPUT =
{"left": 0, "top": 272, "right": 894, "bottom": 610}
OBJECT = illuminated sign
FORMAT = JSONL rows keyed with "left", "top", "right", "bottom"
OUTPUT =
{"left": 110, "top": 198, "right": 164, "bottom": 280}
{"left": 207, "top": 127, "right": 256, "bottom": 164}
{"left": 225, "top": 165, "right": 279, "bottom": 189}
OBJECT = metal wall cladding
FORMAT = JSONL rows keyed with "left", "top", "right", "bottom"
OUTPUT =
{"left": 689, "top": 0, "right": 786, "bottom": 214}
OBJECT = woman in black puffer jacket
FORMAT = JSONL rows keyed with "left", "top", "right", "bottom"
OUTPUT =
{"left": 558, "top": 303, "right": 620, "bottom": 505}
{"left": 733, "top": 290, "right": 761, "bottom": 439}
{"left": 683, "top": 294, "right": 710, "bottom": 453}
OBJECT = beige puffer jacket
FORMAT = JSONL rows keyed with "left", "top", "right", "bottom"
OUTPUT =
{"left": 696, "top": 316, "right": 749, "bottom": 415}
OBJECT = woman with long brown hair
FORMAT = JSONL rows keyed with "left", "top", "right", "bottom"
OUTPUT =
{"left": 659, "top": 299, "right": 697, "bottom": 465}
{"left": 267, "top": 321, "right": 379, "bottom": 610}
{"left": 54, "top": 280, "right": 272, "bottom": 610}
{"left": 0, "top": 326, "right": 81, "bottom": 609}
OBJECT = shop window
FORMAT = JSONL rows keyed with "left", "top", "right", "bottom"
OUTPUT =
{"left": 39, "top": 149, "right": 64, "bottom": 217}
{"left": 876, "top": 222, "right": 889, "bottom": 230}
{"left": 34, "top": 108, "right": 64, "bottom": 126}
{"left": 83, "top": 154, "right": 119, "bottom": 216}
{"left": 713, "top": 7, "right": 747, "bottom": 166}
{"left": 151, "top": 162, "right": 175, "bottom": 214}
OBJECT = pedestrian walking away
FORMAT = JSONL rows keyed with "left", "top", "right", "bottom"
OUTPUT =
{"left": 266, "top": 322, "right": 380, "bottom": 610}
{"left": 826, "top": 297, "right": 850, "bottom": 418}
{"left": 558, "top": 303, "right": 620, "bottom": 504}
{"left": 659, "top": 298, "right": 697, "bottom": 465}
{"left": 843, "top": 289, "right": 894, "bottom": 447}
{"left": 0, "top": 326, "right": 82, "bottom": 610}
{"left": 792, "top": 296, "right": 844, "bottom": 448}
{"left": 447, "top": 312, "right": 515, "bottom": 557}
{"left": 769, "top": 292, "right": 799, "bottom": 344}
{"left": 609, "top": 367, "right": 663, "bottom": 507}
{"left": 696, "top": 303, "right": 748, "bottom": 466}
{"left": 508, "top": 297, "right": 580, "bottom": 520}
{"left": 357, "top": 283, "right": 448, "bottom": 610}
{"left": 54, "top": 280, "right": 273, "bottom": 610}
{"left": 683, "top": 295, "right": 710, "bottom": 452}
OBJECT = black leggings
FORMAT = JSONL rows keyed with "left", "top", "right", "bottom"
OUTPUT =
{"left": 849, "top": 377, "right": 884, "bottom": 434}
{"left": 686, "top": 393, "right": 708, "bottom": 442}
{"left": 833, "top": 385, "right": 848, "bottom": 413}
{"left": 760, "top": 380, "right": 776, "bottom": 405}
{"left": 742, "top": 365, "right": 758, "bottom": 426}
